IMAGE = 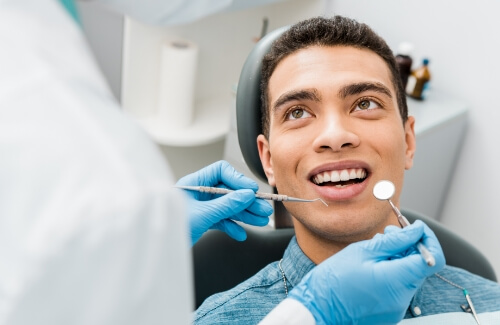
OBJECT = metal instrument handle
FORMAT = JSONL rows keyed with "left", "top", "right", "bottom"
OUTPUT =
{"left": 256, "top": 192, "right": 288, "bottom": 201}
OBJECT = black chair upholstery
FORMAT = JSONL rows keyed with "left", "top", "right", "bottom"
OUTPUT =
{"left": 236, "top": 26, "right": 287, "bottom": 183}
{"left": 192, "top": 208, "right": 497, "bottom": 309}
{"left": 192, "top": 227, "right": 294, "bottom": 309}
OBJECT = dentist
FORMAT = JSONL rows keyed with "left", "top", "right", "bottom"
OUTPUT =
{"left": 0, "top": 1, "right": 444, "bottom": 324}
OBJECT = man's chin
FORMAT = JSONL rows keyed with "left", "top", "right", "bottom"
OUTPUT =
{"left": 292, "top": 216, "right": 379, "bottom": 244}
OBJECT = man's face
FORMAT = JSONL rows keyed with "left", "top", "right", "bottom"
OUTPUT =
{"left": 257, "top": 46, "right": 416, "bottom": 250}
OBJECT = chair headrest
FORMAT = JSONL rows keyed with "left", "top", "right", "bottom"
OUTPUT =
{"left": 236, "top": 26, "right": 288, "bottom": 182}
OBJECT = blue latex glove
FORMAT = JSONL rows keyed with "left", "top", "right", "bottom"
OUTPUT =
{"left": 288, "top": 220, "right": 445, "bottom": 325}
{"left": 176, "top": 160, "right": 273, "bottom": 245}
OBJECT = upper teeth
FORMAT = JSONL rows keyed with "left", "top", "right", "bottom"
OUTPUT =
{"left": 313, "top": 168, "right": 367, "bottom": 185}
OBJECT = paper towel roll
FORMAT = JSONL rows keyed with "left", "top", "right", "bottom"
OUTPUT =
{"left": 157, "top": 40, "right": 199, "bottom": 128}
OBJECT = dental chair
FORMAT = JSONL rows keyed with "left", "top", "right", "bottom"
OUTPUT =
{"left": 192, "top": 27, "right": 497, "bottom": 309}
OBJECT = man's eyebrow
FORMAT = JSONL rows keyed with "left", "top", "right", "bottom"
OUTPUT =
{"left": 272, "top": 89, "right": 321, "bottom": 112}
{"left": 338, "top": 82, "right": 393, "bottom": 99}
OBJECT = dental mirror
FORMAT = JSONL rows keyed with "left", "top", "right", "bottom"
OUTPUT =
{"left": 373, "top": 180, "right": 395, "bottom": 201}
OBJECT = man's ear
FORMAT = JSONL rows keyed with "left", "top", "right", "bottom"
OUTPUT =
{"left": 404, "top": 116, "right": 416, "bottom": 170}
{"left": 257, "top": 134, "right": 276, "bottom": 186}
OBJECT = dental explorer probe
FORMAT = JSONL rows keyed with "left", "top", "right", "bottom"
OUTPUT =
{"left": 175, "top": 185, "right": 328, "bottom": 206}
{"left": 373, "top": 180, "right": 436, "bottom": 267}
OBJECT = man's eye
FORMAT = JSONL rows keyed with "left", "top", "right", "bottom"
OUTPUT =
{"left": 286, "top": 108, "right": 312, "bottom": 120}
{"left": 356, "top": 99, "right": 379, "bottom": 111}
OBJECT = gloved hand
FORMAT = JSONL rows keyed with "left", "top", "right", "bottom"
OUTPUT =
{"left": 176, "top": 160, "right": 273, "bottom": 246}
{"left": 288, "top": 220, "right": 445, "bottom": 325}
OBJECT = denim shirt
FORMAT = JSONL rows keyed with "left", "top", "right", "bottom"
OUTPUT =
{"left": 194, "top": 237, "right": 500, "bottom": 324}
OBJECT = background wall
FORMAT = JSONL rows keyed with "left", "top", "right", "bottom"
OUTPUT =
{"left": 328, "top": 0, "right": 500, "bottom": 276}
{"left": 78, "top": 1, "right": 123, "bottom": 100}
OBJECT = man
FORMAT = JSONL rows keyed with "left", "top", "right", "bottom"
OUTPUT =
{"left": 194, "top": 16, "right": 500, "bottom": 324}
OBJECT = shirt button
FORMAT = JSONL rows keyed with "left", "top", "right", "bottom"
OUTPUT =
{"left": 413, "top": 306, "right": 422, "bottom": 316}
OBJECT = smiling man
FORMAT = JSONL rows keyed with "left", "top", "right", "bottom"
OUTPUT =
{"left": 258, "top": 44, "right": 412, "bottom": 262}
{"left": 194, "top": 16, "right": 500, "bottom": 324}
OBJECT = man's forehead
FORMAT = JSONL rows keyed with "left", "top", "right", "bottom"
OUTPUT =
{"left": 268, "top": 45, "right": 396, "bottom": 98}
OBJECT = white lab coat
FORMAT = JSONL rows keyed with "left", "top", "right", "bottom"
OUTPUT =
{"left": 0, "top": 0, "right": 192, "bottom": 324}
{"left": 0, "top": 0, "right": 314, "bottom": 324}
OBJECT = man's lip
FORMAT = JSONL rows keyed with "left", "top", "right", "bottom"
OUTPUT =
{"left": 307, "top": 161, "right": 371, "bottom": 201}
{"left": 313, "top": 177, "right": 369, "bottom": 201}
{"left": 307, "top": 161, "right": 371, "bottom": 180}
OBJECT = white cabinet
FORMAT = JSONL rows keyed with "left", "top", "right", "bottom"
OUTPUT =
{"left": 401, "top": 93, "right": 468, "bottom": 219}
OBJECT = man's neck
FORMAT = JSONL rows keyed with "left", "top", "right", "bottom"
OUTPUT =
{"left": 292, "top": 218, "right": 399, "bottom": 264}
{"left": 294, "top": 225, "right": 350, "bottom": 264}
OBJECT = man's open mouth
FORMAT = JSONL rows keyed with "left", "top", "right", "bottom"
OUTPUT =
{"left": 311, "top": 168, "right": 367, "bottom": 188}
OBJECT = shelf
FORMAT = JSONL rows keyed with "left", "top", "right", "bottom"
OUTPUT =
{"left": 407, "top": 92, "right": 469, "bottom": 135}
{"left": 133, "top": 96, "right": 232, "bottom": 147}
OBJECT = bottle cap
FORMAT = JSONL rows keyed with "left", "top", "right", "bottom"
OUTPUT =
{"left": 423, "top": 58, "right": 430, "bottom": 65}
{"left": 397, "top": 42, "right": 414, "bottom": 56}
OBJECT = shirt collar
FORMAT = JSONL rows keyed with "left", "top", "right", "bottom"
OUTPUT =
{"left": 281, "top": 236, "right": 316, "bottom": 288}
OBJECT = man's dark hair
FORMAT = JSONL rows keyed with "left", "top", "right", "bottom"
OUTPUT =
{"left": 260, "top": 16, "right": 408, "bottom": 138}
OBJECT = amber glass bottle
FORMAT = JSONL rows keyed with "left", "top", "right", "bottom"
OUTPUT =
{"left": 406, "top": 58, "right": 431, "bottom": 100}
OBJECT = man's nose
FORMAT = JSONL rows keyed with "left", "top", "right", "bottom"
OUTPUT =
{"left": 311, "top": 113, "right": 361, "bottom": 153}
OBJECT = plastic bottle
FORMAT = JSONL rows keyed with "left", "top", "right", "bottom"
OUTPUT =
{"left": 395, "top": 42, "right": 413, "bottom": 89}
{"left": 406, "top": 58, "right": 431, "bottom": 100}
